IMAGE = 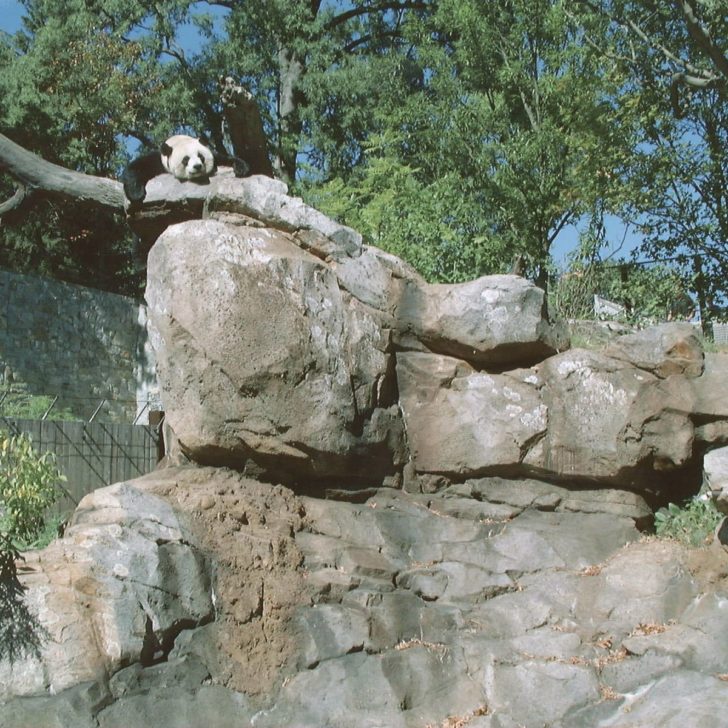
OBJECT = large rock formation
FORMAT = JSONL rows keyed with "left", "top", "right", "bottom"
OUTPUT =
{"left": 3, "top": 468, "right": 727, "bottom": 728}
{"left": 0, "top": 480, "right": 214, "bottom": 702}
{"left": 141, "top": 175, "right": 721, "bottom": 499}
{"left": 146, "top": 218, "right": 405, "bottom": 483}
{"left": 3, "top": 174, "right": 728, "bottom": 727}
{"left": 397, "top": 346, "right": 697, "bottom": 489}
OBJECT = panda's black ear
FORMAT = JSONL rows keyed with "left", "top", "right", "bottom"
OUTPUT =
{"left": 198, "top": 134, "right": 212, "bottom": 148}
{"left": 161, "top": 141, "right": 173, "bottom": 157}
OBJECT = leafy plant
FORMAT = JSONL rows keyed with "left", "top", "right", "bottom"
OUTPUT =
{"left": 0, "top": 431, "right": 65, "bottom": 573}
{"left": 654, "top": 495, "right": 723, "bottom": 547}
{"left": 18, "top": 514, "right": 67, "bottom": 552}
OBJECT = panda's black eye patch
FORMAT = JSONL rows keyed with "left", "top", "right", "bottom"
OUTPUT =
{"left": 198, "top": 153, "right": 205, "bottom": 162}
{"left": 181, "top": 155, "right": 190, "bottom": 165}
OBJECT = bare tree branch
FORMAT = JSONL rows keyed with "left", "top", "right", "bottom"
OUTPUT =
{"left": 0, "top": 183, "right": 27, "bottom": 218}
{"left": 343, "top": 30, "right": 405, "bottom": 54}
{"left": 0, "top": 134, "right": 125, "bottom": 210}
{"left": 325, "top": 1, "right": 429, "bottom": 31}
{"left": 576, "top": 0, "right": 721, "bottom": 82}
{"left": 675, "top": 0, "right": 728, "bottom": 83}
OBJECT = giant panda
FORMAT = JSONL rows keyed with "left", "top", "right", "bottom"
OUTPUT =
{"left": 121, "top": 134, "right": 250, "bottom": 203}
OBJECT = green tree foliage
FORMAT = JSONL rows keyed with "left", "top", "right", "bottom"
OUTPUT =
{"left": 2, "top": 0, "right": 434, "bottom": 180}
{"left": 568, "top": 1, "right": 728, "bottom": 321}
{"left": 0, "top": 432, "right": 63, "bottom": 574}
{"left": 0, "top": 1, "right": 434, "bottom": 290}
{"left": 305, "top": 141, "right": 510, "bottom": 283}
{"left": 0, "top": 1, "right": 151, "bottom": 293}
{"left": 309, "top": 0, "right": 640, "bottom": 285}
{"left": 0, "top": 0, "right": 725, "bottom": 304}
{"left": 551, "top": 216, "right": 697, "bottom": 324}
{"left": 552, "top": 257, "right": 694, "bottom": 324}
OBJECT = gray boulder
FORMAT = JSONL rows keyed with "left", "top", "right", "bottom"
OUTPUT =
{"left": 398, "top": 345, "right": 696, "bottom": 489}
{"left": 535, "top": 347, "right": 696, "bottom": 487}
{"left": 1, "top": 681, "right": 111, "bottom": 728}
{"left": 0, "top": 482, "right": 213, "bottom": 702}
{"left": 704, "top": 445, "right": 728, "bottom": 514}
{"left": 453, "top": 476, "right": 652, "bottom": 525}
{"left": 604, "top": 321, "right": 704, "bottom": 378}
{"left": 563, "top": 671, "right": 728, "bottom": 728}
{"left": 146, "top": 219, "right": 405, "bottom": 483}
{"left": 128, "top": 172, "right": 362, "bottom": 259}
{"left": 335, "top": 254, "right": 569, "bottom": 368}
{"left": 331, "top": 244, "right": 424, "bottom": 317}
{"left": 138, "top": 178, "right": 581, "bottom": 480}
{"left": 396, "top": 352, "right": 547, "bottom": 477}
{"left": 205, "top": 176, "right": 362, "bottom": 257}
{"left": 97, "top": 685, "right": 253, "bottom": 728}
{"left": 4, "top": 465, "right": 726, "bottom": 728}
{"left": 395, "top": 274, "right": 569, "bottom": 367}
{"left": 692, "top": 353, "right": 728, "bottom": 446}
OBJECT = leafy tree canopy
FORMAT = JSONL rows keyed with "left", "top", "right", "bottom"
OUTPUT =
{"left": 0, "top": 0, "right": 725, "bottom": 314}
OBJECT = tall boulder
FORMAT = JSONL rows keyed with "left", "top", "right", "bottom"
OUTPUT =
{"left": 691, "top": 353, "right": 728, "bottom": 446}
{"left": 704, "top": 445, "right": 728, "bottom": 514}
{"left": 146, "top": 219, "right": 404, "bottom": 483}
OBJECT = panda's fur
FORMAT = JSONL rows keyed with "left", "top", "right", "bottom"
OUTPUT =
{"left": 121, "top": 134, "right": 250, "bottom": 203}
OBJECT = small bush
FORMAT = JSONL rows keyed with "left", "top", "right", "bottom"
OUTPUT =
{"left": 0, "top": 432, "right": 65, "bottom": 572}
{"left": 654, "top": 495, "right": 723, "bottom": 547}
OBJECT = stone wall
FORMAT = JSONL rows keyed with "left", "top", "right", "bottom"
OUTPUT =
{"left": 0, "top": 269, "right": 159, "bottom": 422}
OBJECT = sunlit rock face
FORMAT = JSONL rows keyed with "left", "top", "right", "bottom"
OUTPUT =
{"left": 4, "top": 175, "right": 728, "bottom": 728}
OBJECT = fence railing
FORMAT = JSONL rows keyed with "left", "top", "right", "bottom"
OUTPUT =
{"left": 1, "top": 417, "right": 163, "bottom": 516}
{"left": 714, "top": 323, "right": 728, "bottom": 346}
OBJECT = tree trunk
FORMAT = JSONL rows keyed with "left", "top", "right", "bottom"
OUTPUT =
{"left": 275, "top": 47, "right": 306, "bottom": 185}
{"left": 219, "top": 77, "right": 274, "bottom": 178}
{"left": 0, "top": 134, "right": 125, "bottom": 212}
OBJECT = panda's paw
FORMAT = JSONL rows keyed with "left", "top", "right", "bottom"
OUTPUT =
{"left": 233, "top": 158, "right": 251, "bottom": 178}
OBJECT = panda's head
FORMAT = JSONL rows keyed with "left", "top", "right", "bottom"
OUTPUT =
{"left": 160, "top": 134, "right": 215, "bottom": 181}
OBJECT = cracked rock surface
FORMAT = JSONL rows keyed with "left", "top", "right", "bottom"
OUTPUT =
{"left": 5, "top": 175, "right": 728, "bottom": 727}
{"left": 3, "top": 467, "right": 727, "bottom": 727}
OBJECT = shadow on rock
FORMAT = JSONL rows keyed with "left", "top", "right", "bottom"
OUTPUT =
{"left": 0, "top": 549, "right": 49, "bottom": 663}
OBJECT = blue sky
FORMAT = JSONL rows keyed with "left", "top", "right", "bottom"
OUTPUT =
{"left": 0, "top": 0, "right": 640, "bottom": 266}
{"left": 0, "top": 0, "right": 23, "bottom": 34}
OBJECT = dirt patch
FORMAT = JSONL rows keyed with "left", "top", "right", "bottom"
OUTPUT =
{"left": 633, "top": 534, "right": 728, "bottom": 592}
{"left": 140, "top": 466, "right": 313, "bottom": 696}
{"left": 686, "top": 539, "right": 728, "bottom": 591}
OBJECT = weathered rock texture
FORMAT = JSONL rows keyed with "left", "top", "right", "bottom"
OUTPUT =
{"left": 3, "top": 468, "right": 727, "bottom": 728}
{"left": 0, "top": 479, "right": 214, "bottom": 702}
{"left": 146, "top": 218, "right": 405, "bottom": 482}
{"left": 705, "top": 445, "right": 728, "bottom": 514}
{"left": 140, "top": 175, "right": 727, "bottom": 498}
{"left": 4, "top": 173, "right": 728, "bottom": 727}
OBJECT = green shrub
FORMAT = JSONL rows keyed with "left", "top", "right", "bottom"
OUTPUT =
{"left": 0, "top": 432, "right": 65, "bottom": 573}
{"left": 654, "top": 495, "right": 723, "bottom": 547}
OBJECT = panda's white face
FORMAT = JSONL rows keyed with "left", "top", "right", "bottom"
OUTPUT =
{"left": 161, "top": 134, "right": 215, "bottom": 181}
